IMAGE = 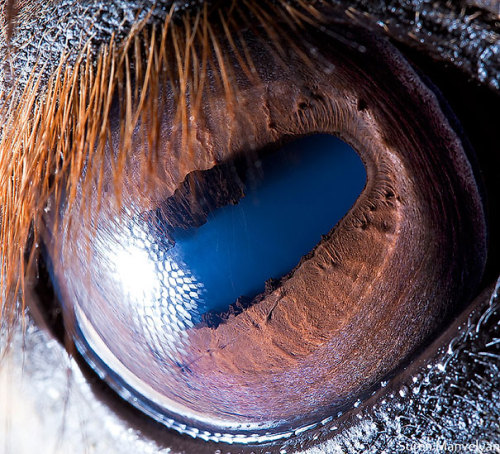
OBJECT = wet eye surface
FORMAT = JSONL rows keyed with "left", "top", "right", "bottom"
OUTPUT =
{"left": 34, "top": 7, "right": 488, "bottom": 445}
{"left": 1, "top": 1, "right": 498, "bottom": 452}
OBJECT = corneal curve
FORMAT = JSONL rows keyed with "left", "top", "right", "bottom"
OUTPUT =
{"left": 40, "top": 15, "right": 487, "bottom": 442}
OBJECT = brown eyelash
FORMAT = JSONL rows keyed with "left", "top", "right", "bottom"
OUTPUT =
{"left": 0, "top": 0, "right": 325, "bottom": 336}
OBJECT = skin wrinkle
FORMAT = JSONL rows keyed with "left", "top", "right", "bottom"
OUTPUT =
{"left": 0, "top": 0, "right": 499, "bottom": 453}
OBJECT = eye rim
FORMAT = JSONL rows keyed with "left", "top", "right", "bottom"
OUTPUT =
{"left": 394, "top": 39, "right": 500, "bottom": 287}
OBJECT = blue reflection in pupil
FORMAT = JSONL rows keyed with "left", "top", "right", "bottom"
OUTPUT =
{"left": 157, "top": 134, "right": 365, "bottom": 318}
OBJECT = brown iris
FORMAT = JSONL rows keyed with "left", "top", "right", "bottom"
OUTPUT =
{"left": 38, "top": 7, "right": 487, "bottom": 442}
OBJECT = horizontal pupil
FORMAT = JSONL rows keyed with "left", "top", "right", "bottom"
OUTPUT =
{"left": 149, "top": 134, "right": 366, "bottom": 323}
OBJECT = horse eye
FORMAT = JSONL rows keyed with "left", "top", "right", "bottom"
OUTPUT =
{"left": 1, "top": 1, "right": 498, "bottom": 452}
{"left": 38, "top": 5, "right": 488, "bottom": 443}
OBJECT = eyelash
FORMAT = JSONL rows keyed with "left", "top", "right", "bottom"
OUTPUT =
{"left": 1, "top": 1, "right": 499, "bottom": 452}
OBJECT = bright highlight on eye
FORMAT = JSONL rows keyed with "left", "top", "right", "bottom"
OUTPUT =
{"left": 101, "top": 216, "right": 201, "bottom": 328}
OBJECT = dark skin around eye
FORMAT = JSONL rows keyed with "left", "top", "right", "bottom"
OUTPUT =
{"left": 0, "top": 1, "right": 499, "bottom": 453}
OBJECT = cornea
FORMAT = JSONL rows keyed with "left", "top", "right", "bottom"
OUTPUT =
{"left": 41, "top": 19, "right": 487, "bottom": 437}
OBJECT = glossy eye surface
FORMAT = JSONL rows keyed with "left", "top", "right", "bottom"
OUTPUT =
{"left": 0, "top": 1, "right": 498, "bottom": 452}
{"left": 32, "top": 4, "right": 487, "bottom": 443}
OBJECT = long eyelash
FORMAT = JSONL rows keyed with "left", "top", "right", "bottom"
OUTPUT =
{"left": 0, "top": 1, "right": 327, "bottom": 335}
{"left": 3, "top": 0, "right": 18, "bottom": 42}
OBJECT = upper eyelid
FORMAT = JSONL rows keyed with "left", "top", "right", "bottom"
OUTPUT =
{"left": 1, "top": 0, "right": 498, "bottom": 92}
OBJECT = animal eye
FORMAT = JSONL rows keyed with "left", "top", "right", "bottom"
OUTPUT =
{"left": 1, "top": 1, "right": 498, "bottom": 451}
{"left": 39, "top": 5, "right": 487, "bottom": 442}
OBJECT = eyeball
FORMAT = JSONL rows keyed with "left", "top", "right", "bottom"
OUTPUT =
{"left": 40, "top": 15, "right": 486, "bottom": 442}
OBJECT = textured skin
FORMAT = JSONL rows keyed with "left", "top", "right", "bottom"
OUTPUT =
{"left": 0, "top": 0, "right": 499, "bottom": 91}
{"left": 0, "top": 1, "right": 499, "bottom": 453}
{"left": 326, "top": 0, "right": 500, "bottom": 90}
